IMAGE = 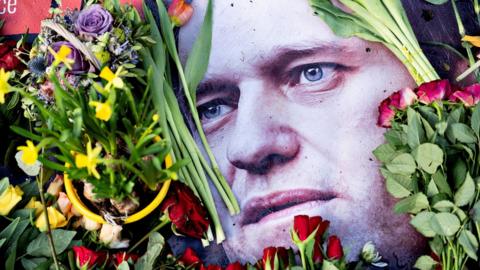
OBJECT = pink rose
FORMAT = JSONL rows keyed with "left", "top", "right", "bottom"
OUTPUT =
{"left": 389, "top": 88, "right": 417, "bottom": 110}
{"left": 449, "top": 84, "right": 480, "bottom": 107}
{"left": 416, "top": 79, "right": 451, "bottom": 104}
{"left": 377, "top": 99, "right": 396, "bottom": 128}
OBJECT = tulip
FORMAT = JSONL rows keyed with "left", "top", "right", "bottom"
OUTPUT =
{"left": 35, "top": 207, "right": 68, "bottom": 232}
{"left": 0, "top": 184, "right": 23, "bottom": 215}
{"left": 326, "top": 235, "right": 344, "bottom": 260}
{"left": 99, "top": 223, "right": 129, "bottom": 249}
{"left": 46, "top": 175, "right": 64, "bottom": 197}
{"left": 262, "top": 247, "right": 288, "bottom": 270}
{"left": 179, "top": 247, "right": 201, "bottom": 266}
{"left": 416, "top": 79, "right": 451, "bottom": 104}
{"left": 168, "top": 0, "right": 194, "bottom": 27}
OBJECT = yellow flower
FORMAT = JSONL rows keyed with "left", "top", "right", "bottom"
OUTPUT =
{"left": 75, "top": 141, "right": 102, "bottom": 179}
{"left": 35, "top": 206, "right": 68, "bottom": 232}
{"left": 463, "top": 35, "right": 480, "bottom": 47}
{"left": 89, "top": 101, "right": 112, "bottom": 121}
{"left": 48, "top": 45, "right": 74, "bottom": 69}
{"left": 100, "top": 66, "right": 124, "bottom": 89}
{"left": 153, "top": 135, "right": 161, "bottom": 143}
{"left": 0, "top": 185, "right": 23, "bottom": 215}
{"left": 25, "top": 197, "right": 43, "bottom": 216}
{"left": 0, "top": 68, "right": 12, "bottom": 104}
{"left": 152, "top": 114, "right": 159, "bottom": 122}
{"left": 17, "top": 140, "right": 39, "bottom": 165}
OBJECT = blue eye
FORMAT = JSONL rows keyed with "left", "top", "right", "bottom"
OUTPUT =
{"left": 302, "top": 66, "right": 323, "bottom": 82}
{"left": 198, "top": 99, "right": 235, "bottom": 122}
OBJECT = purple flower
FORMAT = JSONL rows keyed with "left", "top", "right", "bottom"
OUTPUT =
{"left": 75, "top": 4, "right": 113, "bottom": 40}
{"left": 47, "top": 42, "right": 89, "bottom": 74}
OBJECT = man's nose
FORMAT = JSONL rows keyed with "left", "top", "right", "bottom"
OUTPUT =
{"left": 226, "top": 80, "right": 300, "bottom": 175}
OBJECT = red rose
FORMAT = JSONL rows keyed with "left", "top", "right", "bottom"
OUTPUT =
{"left": 178, "top": 247, "right": 201, "bottom": 266}
{"left": 313, "top": 243, "right": 323, "bottom": 264}
{"left": 293, "top": 215, "right": 329, "bottom": 241}
{"left": 72, "top": 246, "right": 102, "bottom": 269}
{"left": 160, "top": 181, "right": 209, "bottom": 239}
{"left": 416, "top": 79, "right": 451, "bottom": 104}
{"left": 326, "top": 235, "right": 344, "bottom": 260}
{"left": 199, "top": 264, "right": 223, "bottom": 270}
{"left": 113, "top": 252, "right": 139, "bottom": 265}
{"left": 225, "top": 262, "right": 245, "bottom": 270}
{"left": 0, "top": 41, "right": 21, "bottom": 71}
{"left": 262, "top": 247, "right": 288, "bottom": 269}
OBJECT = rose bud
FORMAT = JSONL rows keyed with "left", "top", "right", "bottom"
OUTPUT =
{"left": 178, "top": 247, "right": 201, "bottom": 267}
{"left": 73, "top": 246, "right": 102, "bottom": 270}
{"left": 75, "top": 4, "right": 113, "bottom": 40}
{"left": 113, "top": 252, "right": 139, "bottom": 265}
{"left": 326, "top": 235, "right": 344, "bottom": 260}
{"left": 377, "top": 98, "right": 396, "bottom": 128}
{"left": 416, "top": 79, "right": 451, "bottom": 104}
{"left": 0, "top": 40, "right": 21, "bottom": 71}
{"left": 226, "top": 262, "right": 246, "bottom": 270}
{"left": 449, "top": 84, "right": 480, "bottom": 107}
{"left": 160, "top": 181, "right": 209, "bottom": 239}
{"left": 293, "top": 215, "right": 329, "bottom": 241}
{"left": 313, "top": 243, "right": 323, "bottom": 264}
{"left": 262, "top": 246, "right": 288, "bottom": 270}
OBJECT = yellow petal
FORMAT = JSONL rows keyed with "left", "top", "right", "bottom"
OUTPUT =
{"left": 0, "top": 185, "right": 23, "bottom": 216}
{"left": 25, "top": 197, "right": 43, "bottom": 216}
{"left": 463, "top": 35, "right": 480, "bottom": 47}
{"left": 75, "top": 154, "right": 88, "bottom": 169}
{"left": 35, "top": 207, "right": 67, "bottom": 232}
{"left": 100, "top": 67, "right": 115, "bottom": 82}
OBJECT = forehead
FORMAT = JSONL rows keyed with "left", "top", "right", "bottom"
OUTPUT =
{"left": 179, "top": 0, "right": 350, "bottom": 76}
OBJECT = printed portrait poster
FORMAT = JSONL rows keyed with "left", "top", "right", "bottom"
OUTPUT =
{"left": 174, "top": 0, "right": 475, "bottom": 269}
{"left": 0, "top": 0, "right": 475, "bottom": 269}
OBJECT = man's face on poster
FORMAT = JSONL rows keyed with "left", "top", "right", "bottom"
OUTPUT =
{"left": 180, "top": 0, "right": 424, "bottom": 263}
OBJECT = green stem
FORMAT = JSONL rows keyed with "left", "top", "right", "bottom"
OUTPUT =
{"left": 456, "top": 58, "right": 480, "bottom": 82}
{"left": 475, "top": 0, "right": 480, "bottom": 27}
{"left": 127, "top": 216, "right": 170, "bottom": 253}
{"left": 37, "top": 172, "right": 60, "bottom": 270}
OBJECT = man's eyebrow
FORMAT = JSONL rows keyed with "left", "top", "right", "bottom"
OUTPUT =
{"left": 196, "top": 79, "right": 239, "bottom": 100}
{"left": 257, "top": 43, "right": 353, "bottom": 75}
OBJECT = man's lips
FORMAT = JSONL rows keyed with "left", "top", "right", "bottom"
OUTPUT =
{"left": 240, "top": 189, "right": 338, "bottom": 226}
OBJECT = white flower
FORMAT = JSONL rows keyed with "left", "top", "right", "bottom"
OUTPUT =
{"left": 15, "top": 151, "right": 41, "bottom": 176}
{"left": 99, "top": 223, "right": 129, "bottom": 249}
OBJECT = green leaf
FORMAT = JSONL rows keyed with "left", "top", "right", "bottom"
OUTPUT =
{"left": 386, "top": 153, "right": 416, "bottom": 175}
{"left": 407, "top": 108, "right": 426, "bottom": 149}
{"left": 430, "top": 213, "right": 460, "bottom": 236}
{"left": 0, "top": 217, "right": 20, "bottom": 243}
{"left": 448, "top": 123, "right": 477, "bottom": 143}
{"left": 471, "top": 102, "right": 480, "bottom": 136}
{"left": 414, "top": 255, "right": 437, "bottom": 270}
{"left": 373, "top": 143, "right": 397, "bottom": 163}
{"left": 184, "top": 0, "right": 213, "bottom": 103}
{"left": 458, "top": 229, "right": 478, "bottom": 260}
{"left": 472, "top": 200, "right": 480, "bottom": 222}
{"left": 410, "top": 211, "right": 436, "bottom": 237}
{"left": 20, "top": 257, "right": 48, "bottom": 270}
{"left": 414, "top": 143, "right": 443, "bottom": 174}
{"left": 454, "top": 172, "right": 475, "bottom": 207}
{"left": 381, "top": 168, "right": 414, "bottom": 191}
{"left": 452, "top": 159, "right": 467, "bottom": 189}
{"left": 118, "top": 261, "right": 130, "bottom": 270}
{"left": 386, "top": 176, "right": 411, "bottom": 198}
{"left": 435, "top": 121, "right": 448, "bottom": 136}
{"left": 27, "top": 230, "right": 76, "bottom": 257}
{"left": 384, "top": 129, "right": 407, "bottom": 146}
{"left": 427, "top": 179, "right": 439, "bottom": 197}
{"left": 421, "top": 117, "right": 435, "bottom": 141}
{"left": 394, "top": 193, "right": 429, "bottom": 214}
{"left": 432, "top": 170, "right": 452, "bottom": 196}
{"left": 429, "top": 236, "right": 444, "bottom": 256}
{"left": 0, "top": 238, "right": 6, "bottom": 249}
{"left": 321, "top": 260, "right": 340, "bottom": 270}
{"left": 134, "top": 232, "right": 164, "bottom": 270}
{"left": 0, "top": 177, "right": 9, "bottom": 195}
{"left": 432, "top": 200, "right": 455, "bottom": 212}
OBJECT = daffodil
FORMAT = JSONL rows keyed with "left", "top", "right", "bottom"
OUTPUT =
{"left": 17, "top": 140, "right": 39, "bottom": 165}
{"left": 89, "top": 100, "right": 112, "bottom": 121}
{"left": 0, "top": 68, "right": 12, "bottom": 104}
{"left": 75, "top": 141, "right": 102, "bottom": 179}
{"left": 48, "top": 45, "right": 74, "bottom": 69}
{"left": 152, "top": 114, "right": 159, "bottom": 122}
{"left": 100, "top": 66, "right": 124, "bottom": 90}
